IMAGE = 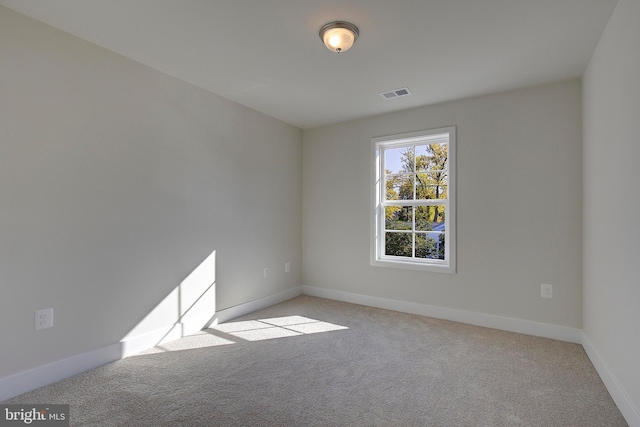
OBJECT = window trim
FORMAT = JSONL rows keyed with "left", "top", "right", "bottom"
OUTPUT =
{"left": 370, "top": 127, "right": 456, "bottom": 273}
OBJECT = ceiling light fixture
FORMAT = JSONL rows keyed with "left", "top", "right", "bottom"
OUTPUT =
{"left": 319, "top": 21, "right": 359, "bottom": 53}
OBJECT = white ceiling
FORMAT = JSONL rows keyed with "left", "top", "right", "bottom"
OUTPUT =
{"left": 0, "top": 0, "right": 618, "bottom": 129}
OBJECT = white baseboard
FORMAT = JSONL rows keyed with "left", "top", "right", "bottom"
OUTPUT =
{"left": 0, "top": 342, "right": 123, "bottom": 402}
{"left": 302, "top": 285, "right": 582, "bottom": 343}
{"left": 581, "top": 331, "right": 640, "bottom": 427}
{"left": 119, "top": 324, "right": 184, "bottom": 358}
{"left": 208, "top": 286, "right": 303, "bottom": 325}
{"left": 0, "top": 286, "right": 303, "bottom": 402}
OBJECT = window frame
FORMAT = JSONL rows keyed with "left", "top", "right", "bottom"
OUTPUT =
{"left": 370, "top": 127, "right": 456, "bottom": 273}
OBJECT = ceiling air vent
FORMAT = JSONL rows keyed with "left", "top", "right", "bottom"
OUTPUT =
{"left": 379, "top": 87, "right": 412, "bottom": 100}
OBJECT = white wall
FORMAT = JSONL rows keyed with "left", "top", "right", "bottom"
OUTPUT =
{"left": 582, "top": 0, "right": 640, "bottom": 422}
{"left": 0, "top": 6, "right": 302, "bottom": 380}
{"left": 303, "top": 80, "right": 583, "bottom": 329}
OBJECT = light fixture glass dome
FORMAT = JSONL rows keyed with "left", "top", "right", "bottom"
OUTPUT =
{"left": 319, "top": 21, "right": 359, "bottom": 53}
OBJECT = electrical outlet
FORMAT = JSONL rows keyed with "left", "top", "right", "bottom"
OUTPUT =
{"left": 35, "top": 308, "right": 53, "bottom": 330}
{"left": 285, "top": 262, "right": 290, "bottom": 273}
{"left": 263, "top": 267, "right": 269, "bottom": 278}
{"left": 541, "top": 284, "right": 553, "bottom": 299}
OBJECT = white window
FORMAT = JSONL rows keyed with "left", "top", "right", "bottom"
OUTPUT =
{"left": 371, "top": 127, "right": 456, "bottom": 273}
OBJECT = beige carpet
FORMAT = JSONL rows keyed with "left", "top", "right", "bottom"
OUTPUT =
{"left": 4, "top": 295, "right": 627, "bottom": 426}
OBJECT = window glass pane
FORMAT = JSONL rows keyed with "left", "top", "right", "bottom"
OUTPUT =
{"left": 385, "top": 206, "right": 412, "bottom": 230}
{"left": 385, "top": 173, "right": 401, "bottom": 200}
{"left": 415, "top": 205, "right": 446, "bottom": 232}
{"left": 384, "top": 147, "right": 410, "bottom": 175}
{"left": 430, "top": 142, "right": 448, "bottom": 164}
{"left": 416, "top": 172, "right": 448, "bottom": 200}
{"left": 415, "top": 145, "right": 430, "bottom": 172}
{"left": 385, "top": 173, "right": 417, "bottom": 201}
{"left": 385, "top": 232, "right": 413, "bottom": 257}
{"left": 415, "top": 233, "right": 445, "bottom": 259}
{"left": 415, "top": 142, "right": 448, "bottom": 172}
{"left": 397, "top": 175, "right": 415, "bottom": 200}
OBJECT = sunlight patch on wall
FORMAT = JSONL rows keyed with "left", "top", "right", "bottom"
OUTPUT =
{"left": 120, "top": 250, "right": 217, "bottom": 356}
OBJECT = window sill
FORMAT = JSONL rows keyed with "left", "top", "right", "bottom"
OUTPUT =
{"left": 370, "top": 257, "right": 455, "bottom": 274}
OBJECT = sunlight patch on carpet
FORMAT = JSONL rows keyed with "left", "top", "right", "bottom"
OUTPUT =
{"left": 210, "top": 315, "right": 348, "bottom": 342}
{"left": 142, "top": 331, "right": 235, "bottom": 354}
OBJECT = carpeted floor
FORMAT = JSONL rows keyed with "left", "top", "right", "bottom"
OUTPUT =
{"left": 4, "top": 295, "right": 628, "bottom": 426}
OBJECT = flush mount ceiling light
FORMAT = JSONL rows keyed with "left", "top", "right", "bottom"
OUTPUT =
{"left": 319, "top": 21, "right": 359, "bottom": 53}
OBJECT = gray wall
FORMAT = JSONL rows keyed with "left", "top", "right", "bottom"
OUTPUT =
{"left": 303, "top": 80, "right": 583, "bottom": 328}
{"left": 0, "top": 6, "right": 302, "bottom": 378}
{"left": 583, "top": 0, "right": 640, "bottom": 416}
